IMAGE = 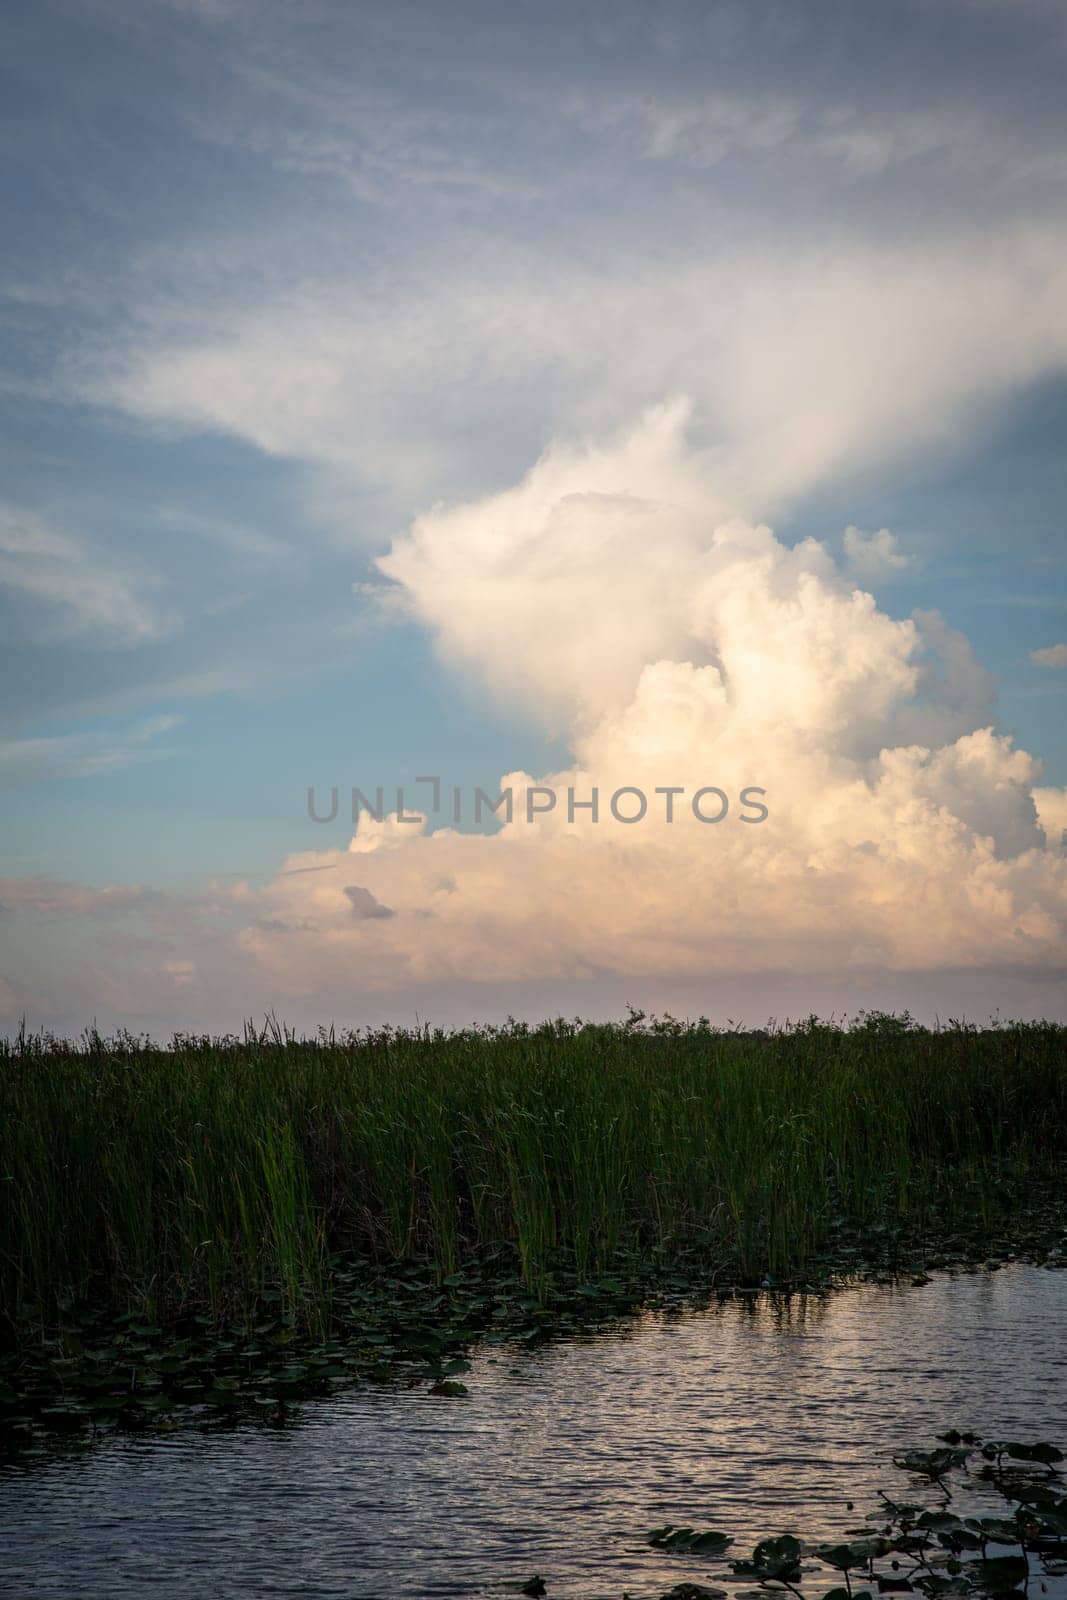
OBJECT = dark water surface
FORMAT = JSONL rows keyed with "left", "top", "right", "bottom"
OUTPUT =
{"left": 2, "top": 1265, "right": 1065, "bottom": 1599}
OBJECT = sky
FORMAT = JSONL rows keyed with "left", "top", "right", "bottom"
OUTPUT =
{"left": 1, "top": 0, "right": 1066, "bottom": 1035}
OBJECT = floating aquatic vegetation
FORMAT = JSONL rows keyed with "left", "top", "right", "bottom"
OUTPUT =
{"left": 633, "top": 1434, "right": 1067, "bottom": 1600}
{"left": 650, "top": 1528, "right": 734, "bottom": 1555}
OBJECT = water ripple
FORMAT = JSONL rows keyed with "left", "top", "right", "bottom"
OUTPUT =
{"left": 2, "top": 1265, "right": 1066, "bottom": 1599}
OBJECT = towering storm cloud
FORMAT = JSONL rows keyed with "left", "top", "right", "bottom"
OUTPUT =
{"left": 240, "top": 404, "right": 1065, "bottom": 997}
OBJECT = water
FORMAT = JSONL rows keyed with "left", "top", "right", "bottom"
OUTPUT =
{"left": 2, "top": 1264, "right": 1065, "bottom": 1599}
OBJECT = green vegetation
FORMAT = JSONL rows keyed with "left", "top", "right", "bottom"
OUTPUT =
{"left": 638, "top": 1431, "right": 1067, "bottom": 1600}
{"left": 3, "top": 1010, "right": 1066, "bottom": 1325}
{"left": 0, "top": 1012, "right": 1065, "bottom": 1440}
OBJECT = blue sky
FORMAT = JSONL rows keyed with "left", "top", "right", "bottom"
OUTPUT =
{"left": 1, "top": 0, "right": 1065, "bottom": 1032}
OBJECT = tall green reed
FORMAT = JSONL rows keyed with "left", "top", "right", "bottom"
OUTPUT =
{"left": 1, "top": 1014, "right": 1064, "bottom": 1335}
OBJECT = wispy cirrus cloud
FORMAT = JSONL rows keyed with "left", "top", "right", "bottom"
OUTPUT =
{"left": 0, "top": 505, "right": 175, "bottom": 645}
{"left": 22, "top": 0, "right": 1063, "bottom": 529}
{"left": 0, "top": 714, "right": 183, "bottom": 786}
{"left": 77, "top": 226, "right": 1067, "bottom": 524}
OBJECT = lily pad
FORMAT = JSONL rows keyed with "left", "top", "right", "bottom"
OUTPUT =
{"left": 648, "top": 1526, "right": 733, "bottom": 1555}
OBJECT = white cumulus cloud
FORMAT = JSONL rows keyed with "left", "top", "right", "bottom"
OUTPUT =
{"left": 234, "top": 407, "right": 1067, "bottom": 997}
{"left": 843, "top": 525, "right": 909, "bottom": 581}
{"left": 1031, "top": 643, "right": 1067, "bottom": 667}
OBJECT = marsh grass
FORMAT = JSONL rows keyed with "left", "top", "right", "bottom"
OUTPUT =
{"left": 1, "top": 1012, "right": 1065, "bottom": 1338}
